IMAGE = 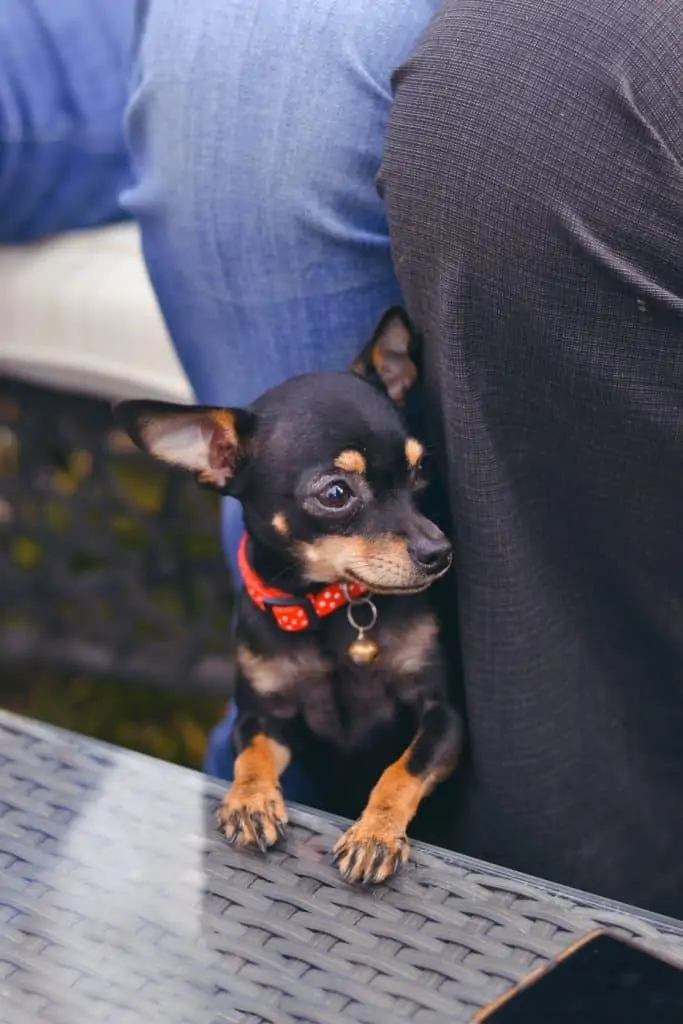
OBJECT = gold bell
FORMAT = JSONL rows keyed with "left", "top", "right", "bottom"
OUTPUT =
{"left": 344, "top": 587, "right": 380, "bottom": 664}
{"left": 348, "top": 633, "right": 380, "bottom": 664}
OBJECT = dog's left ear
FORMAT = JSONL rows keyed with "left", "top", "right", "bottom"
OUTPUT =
{"left": 350, "top": 306, "right": 421, "bottom": 405}
{"left": 114, "top": 400, "right": 256, "bottom": 493}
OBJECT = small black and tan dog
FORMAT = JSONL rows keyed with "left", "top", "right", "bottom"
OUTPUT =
{"left": 116, "top": 309, "right": 461, "bottom": 884}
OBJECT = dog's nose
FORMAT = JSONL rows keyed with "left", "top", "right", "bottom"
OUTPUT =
{"left": 408, "top": 533, "right": 452, "bottom": 575}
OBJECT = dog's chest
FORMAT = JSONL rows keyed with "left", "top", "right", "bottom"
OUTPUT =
{"left": 257, "top": 651, "right": 398, "bottom": 746}
{"left": 240, "top": 609, "right": 439, "bottom": 747}
{"left": 303, "top": 661, "right": 394, "bottom": 745}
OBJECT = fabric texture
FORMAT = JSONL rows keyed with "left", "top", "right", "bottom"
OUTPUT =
{"left": 0, "top": 0, "right": 136, "bottom": 242}
{"left": 380, "top": 0, "right": 683, "bottom": 916}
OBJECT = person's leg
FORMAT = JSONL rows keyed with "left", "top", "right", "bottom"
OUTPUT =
{"left": 0, "top": 0, "right": 135, "bottom": 242}
{"left": 381, "top": 0, "right": 683, "bottom": 914}
{"left": 125, "top": 0, "right": 440, "bottom": 792}
{"left": 125, "top": 0, "right": 439, "bottom": 571}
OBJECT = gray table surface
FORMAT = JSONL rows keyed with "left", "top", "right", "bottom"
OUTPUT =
{"left": 1, "top": 710, "right": 683, "bottom": 1024}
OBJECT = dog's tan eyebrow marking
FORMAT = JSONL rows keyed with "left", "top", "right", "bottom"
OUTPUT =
{"left": 271, "top": 512, "right": 289, "bottom": 536}
{"left": 405, "top": 438, "right": 424, "bottom": 468}
{"left": 334, "top": 449, "right": 366, "bottom": 474}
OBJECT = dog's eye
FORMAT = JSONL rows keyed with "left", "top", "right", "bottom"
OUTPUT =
{"left": 317, "top": 480, "right": 353, "bottom": 509}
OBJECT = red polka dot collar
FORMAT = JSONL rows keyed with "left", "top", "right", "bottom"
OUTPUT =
{"left": 237, "top": 533, "right": 367, "bottom": 632}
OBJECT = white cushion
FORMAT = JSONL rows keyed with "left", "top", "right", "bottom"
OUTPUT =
{"left": 0, "top": 224, "right": 194, "bottom": 403}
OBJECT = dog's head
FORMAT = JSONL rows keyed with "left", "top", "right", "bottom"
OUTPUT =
{"left": 116, "top": 308, "right": 451, "bottom": 594}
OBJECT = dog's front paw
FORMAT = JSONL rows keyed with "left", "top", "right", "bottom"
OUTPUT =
{"left": 333, "top": 817, "right": 409, "bottom": 884}
{"left": 217, "top": 782, "right": 288, "bottom": 852}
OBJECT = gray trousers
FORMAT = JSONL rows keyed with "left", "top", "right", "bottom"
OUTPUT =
{"left": 381, "top": 0, "right": 683, "bottom": 915}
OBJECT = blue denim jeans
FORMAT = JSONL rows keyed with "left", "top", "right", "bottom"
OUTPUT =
{"left": 0, "top": 0, "right": 438, "bottom": 801}
{"left": 124, "top": 0, "right": 439, "bottom": 575}
{"left": 0, "top": 0, "right": 136, "bottom": 242}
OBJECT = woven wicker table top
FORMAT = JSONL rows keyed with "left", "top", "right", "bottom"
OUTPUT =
{"left": 1, "top": 710, "right": 683, "bottom": 1024}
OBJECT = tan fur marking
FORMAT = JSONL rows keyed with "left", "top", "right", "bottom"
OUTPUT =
{"left": 237, "top": 644, "right": 329, "bottom": 697}
{"left": 364, "top": 744, "right": 427, "bottom": 824}
{"left": 333, "top": 734, "right": 454, "bottom": 883}
{"left": 206, "top": 409, "right": 241, "bottom": 487}
{"left": 139, "top": 407, "right": 237, "bottom": 483}
{"left": 210, "top": 409, "right": 238, "bottom": 437}
{"left": 381, "top": 616, "right": 438, "bottom": 675}
{"left": 334, "top": 449, "right": 366, "bottom": 474}
{"left": 271, "top": 512, "right": 289, "bottom": 536}
{"left": 369, "top": 314, "right": 418, "bottom": 405}
{"left": 296, "top": 533, "right": 431, "bottom": 592}
{"left": 363, "top": 732, "right": 455, "bottom": 825}
{"left": 234, "top": 733, "right": 291, "bottom": 783}
{"left": 140, "top": 407, "right": 240, "bottom": 487}
{"left": 405, "top": 438, "right": 424, "bottom": 469}
{"left": 218, "top": 732, "right": 290, "bottom": 849}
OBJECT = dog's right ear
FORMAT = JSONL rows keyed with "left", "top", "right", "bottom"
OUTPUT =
{"left": 350, "top": 306, "right": 421, "bottom": 405}
{"left": 113, "top": 400, "right": 256, "bottom": 493}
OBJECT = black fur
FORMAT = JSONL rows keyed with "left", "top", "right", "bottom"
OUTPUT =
{"left": 233, "top": 555, "right": 460, "bottom": 819}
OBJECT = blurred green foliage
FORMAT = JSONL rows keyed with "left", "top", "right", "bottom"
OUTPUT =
{"left": 0, "top": 389, "right": 233, "bottom": 771}
{"left": 0, "top": 668, "right": 227, "bottom": 770}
